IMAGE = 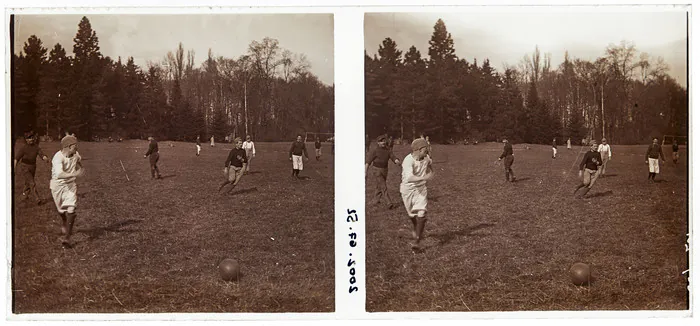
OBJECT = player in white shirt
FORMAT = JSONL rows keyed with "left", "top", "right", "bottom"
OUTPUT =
{"left": 50, "top": 135, "right": 84, "bottom": 247}
{"left": 400, "top": 138, "right": 435, "bottom": 250}
{"left": 597, "top": 138, "right": 612, "bottom": 176}
{"left": 242, "top": 135, "right": 256, "bottom": 174}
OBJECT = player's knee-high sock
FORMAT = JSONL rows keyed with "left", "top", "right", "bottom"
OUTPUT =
{"left": 652, "top": 173, "right": 656, "bottom": 180}
{"left": 63, "top": 212, "right": 76, "bottom": 244}
{"left": 505, "top": 171, "right": 510, "bottom": 182}
{"left": 415, "top": 215, "right": 427, "bottom": 243}
{"left": 409, "top": 217, "right": 418, "bottom": 239}
{"left": 59, "top": 212, "right": 67, "bottom": 235}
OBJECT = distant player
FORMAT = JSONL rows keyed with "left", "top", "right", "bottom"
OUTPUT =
{"left": 242, "top": 135, "right": 256, "bottom": 174}
{"left": 387, "top": 135, "right": 395, "bottom": 152}
{"left": 144, "top": 137, "right": 162, "bottom": 179}
{"left": 425, "top": 135, "right": 432, "bottom": 156}
{"left": 210, "top": 135, "right": 215, "bottom": 147}
{"left": 14, "top": 131, "right": 49, "bottom": 205}
{"left": 597, "top": 138, "right": 612, "bottom": 176}
{"left": 366, "top": 134, "right": 400, "bottom": 210}
{"left": 218, "top": 137, "right": 248, "bottom": 194}
{"left": 498, "top": 138, "right": 516, "bottom": 182}
{"left": 289, "top": 135, "right": 309, "bottom": 179}
{"left": 574, "top": 141, "right": 602, "bottom": 198}
{"left": 50, "top": 135, "right": 84, "bottom": 247}
{"left": 672, "top": 139, "right": 680, "bottom": 164}
{"left": 195, "top": 136, "right": 201, "bottom": 156}
{"left": 314, "top": 137, "right": 322, "bottom": 161}
{"left": 552, "top": 138, "right": 557, "bottom": 159}
{"left": 645, "top": 137, "right": 665, "bottom": 183}
{"left": 567, "top": 137, "right": 571, "bottom": 150}
{"left": 400, "top": 138, "right": 434, "bottom": 250}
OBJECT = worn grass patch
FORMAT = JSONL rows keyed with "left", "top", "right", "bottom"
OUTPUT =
{"left": 12, "top": 140, "right": 334, "bottom": 313}
{"left": 366, "top": 142, "right": 688, "bottom": 311}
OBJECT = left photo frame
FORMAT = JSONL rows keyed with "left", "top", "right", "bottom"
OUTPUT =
{"left": 7, "top": 10, "right": 335, "bottom": 314}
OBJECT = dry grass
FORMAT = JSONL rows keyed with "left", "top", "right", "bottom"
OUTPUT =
{"left": 12, "top": 140, "right": 334, "bottom": 313}
{"left": 366, "top": 142, "right": 688, "bottom": 311}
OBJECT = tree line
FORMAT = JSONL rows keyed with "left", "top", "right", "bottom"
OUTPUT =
{"left": 12, "top": 16, "right": 335, "bottom": 143}
{"left": 365, "top": 19, "right": 688, "bottom": 145}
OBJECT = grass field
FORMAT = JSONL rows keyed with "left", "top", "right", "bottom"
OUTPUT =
{"left": 12, "top": 140, "right": 334, "bottom": 313}
{"left": 366, "top": 142, "right": 688, "bottom": 311}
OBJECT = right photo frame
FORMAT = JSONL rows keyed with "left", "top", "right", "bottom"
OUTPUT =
{"left": 364, "top": 9, "right": 689, "bottom": 312}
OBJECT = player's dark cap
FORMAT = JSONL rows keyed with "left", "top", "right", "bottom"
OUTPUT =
{"left": 376, "top": 134, "right": 387, "bottom": 142}
{"left": 24, "top": 131, "right": 36, "bottom": 139}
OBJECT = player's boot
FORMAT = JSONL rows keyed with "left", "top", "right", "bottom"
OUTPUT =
{"left": 579, "top": 187, "right": 591, "bottom": 198}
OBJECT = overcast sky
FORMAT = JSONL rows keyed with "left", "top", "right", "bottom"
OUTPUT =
{"left": 365, "top": 11, "right": 687, "bottom": 87}
{"left": 13, "top": 14, "right": 334, "bottom": 85}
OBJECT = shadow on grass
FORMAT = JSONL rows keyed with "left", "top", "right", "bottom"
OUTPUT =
{"left": 79, "top": 219, "right": 142, "bottom": 241}
{"left": 513, "top": 177, "right": 531, "bottom": 183}
{"left": 297, "top": 176, "right": 312, "bottom": 180}
{"left": 433, "top": 222, "right": 497, "bottom": 246}
{"left": 587, "top": 190, "right": 613, "bottom": 198}
{"left": 159, "top": 174, "right": 177, "bottom": 180}
{"left": 228, "top": 187, "right": 259, "bottom": 195}
{"left": 246, "top": 171, "right": 262, "bottom": 175}
{"left": 652, "top": 179, "right": 669, "bottom": 183}
{"left": 600, "top": 174, "right": 618, "bottom": 178}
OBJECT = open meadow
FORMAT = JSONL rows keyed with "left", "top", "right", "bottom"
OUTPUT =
{"left": 12, "top": 140, "right": 334, "bottom": 313}
{"left": 366, "top": 142, "right": 688, "bottom": 311}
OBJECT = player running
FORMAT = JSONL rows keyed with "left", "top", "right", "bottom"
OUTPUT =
{"left": 574, "top": 141, "right": 602, "bottom": 198}
{"left": 50, "top": 135, "right": 84, "bottom": 247}
{"left": 218, "top": 137, "right": 248, "bottom": 194}
{"left": 195, "top": 136, "right": 201, "bottom": 156}
{"left": 366, "top": 134, "right": 400, "bottom": 210}
{"left": 14, "top": 131, "right": 49, "bottom": 205}
{"left": 400, "top": 138, "right": 435, "bottom": 250}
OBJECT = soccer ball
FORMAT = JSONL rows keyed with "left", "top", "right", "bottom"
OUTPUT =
{"left": 218, "top": 258, "right": 241, "bottom": 282}
{"left": 569, "top": 262, "right": 591, "bottom": 286}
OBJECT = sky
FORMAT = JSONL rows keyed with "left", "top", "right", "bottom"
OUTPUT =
{"left": 365, "top": 10, "right": 688, "bottom": 87}
{"left": 13, "top": 14, "right": 335, "bottom": 85}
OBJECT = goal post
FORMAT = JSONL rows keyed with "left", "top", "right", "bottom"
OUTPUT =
{"left": 662, "top": 135, "right": 687, "bottom": 145}
{"left": 304, "top": 132, "right": 334, "bottom": 142}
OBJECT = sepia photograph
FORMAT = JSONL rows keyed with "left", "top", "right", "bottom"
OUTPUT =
{"left": 364, "top": 9, "right": 689, "bottom": 311}
{"left": 9, "top": 12, "right": 335, "bottom": 313}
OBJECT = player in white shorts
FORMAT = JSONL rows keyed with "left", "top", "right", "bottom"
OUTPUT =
{"left": 400, "top": 138, "right": 434, "bottom": 250}
{"left": 50, "top": 135, "right": 84, "bottom": 247}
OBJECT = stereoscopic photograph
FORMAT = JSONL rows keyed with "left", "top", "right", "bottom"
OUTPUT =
{"left": 364, "top": 10, "right": 688, "bottom": 311}
{"left": 9, "top": 12, "right": 335, "bottom": 313}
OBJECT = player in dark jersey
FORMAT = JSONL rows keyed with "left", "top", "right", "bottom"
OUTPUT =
{"left": 498, "top": 138, "right": 516, "bottom": 182}
{"left": 366, "top": 134, "right": 400, "bottom": 209}
{"left": 144, "top": 137, "right": 162, "bottom": 179}
{"left": 289, "top": 135, "right": 309, "bottom": 179}
{"left": 14, "top": 131, "right": 49, "bottom": 204}
{"left": 219, "top": 137, "right": 248, "bottom": 194}
{"left": 574, "top": 141, "right": 602, "bottom": 198}
{"left": 672, "top": 139, "right": 680, "bottom": 164}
